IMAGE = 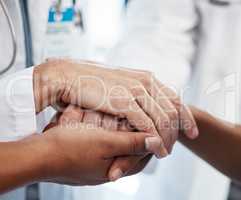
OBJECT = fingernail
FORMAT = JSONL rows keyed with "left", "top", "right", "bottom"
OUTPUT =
{"left": 110, "top": 169, "right": 123, "bottom": 182}
{"left": 145, "top": 137, "right": 158, "bottom": 151}
{"left": 145, "top": 137, "right": 168, "bottom": 158}
{"left": 158, "top": 148, "right": 168, "bottom": 159}
{"left": 190, "top": 127, "right": 199, "bottom": 139}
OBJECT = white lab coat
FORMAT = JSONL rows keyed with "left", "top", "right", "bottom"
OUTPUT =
{"left": 0, "top": 0, "right": 240, "bottom": 200}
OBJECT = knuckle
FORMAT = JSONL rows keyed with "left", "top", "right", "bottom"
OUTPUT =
{"left": 172, "top": 97, "right": 182, "bottom": 109}
{"left": 130, "top": 79, "right": 143, "bottom": 88}
{"left": 144, "top": 119, "right": 156, "bottom": 133}
{"left": 143, "top": 71, "right": 153, "bottom": 79}
{"left": 168, "top": 110, "right": 179, "bottom": 121}
{"left": 108, "top": 92, "right": 133, "bottom": 114}
{"left": 130, "top": 85, "right": 146, "bottom": 97}
{"left": 141, "top": 71, "right": 154, "bottom": 88}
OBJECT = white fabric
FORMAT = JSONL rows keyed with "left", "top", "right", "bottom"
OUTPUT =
{"left": 0, "top": 67, "right": 36, "bottom": 141}
{"left": 0, "top": 0, "right": 26, "bottom": 75}
{"left": 107, "top": 0, "right": 196, "bottom": 89}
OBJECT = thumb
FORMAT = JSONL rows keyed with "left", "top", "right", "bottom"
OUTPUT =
{"left": 107, "top": 132, "right": 162, "bottom": 157}
{"left": 180, "top": 105, "right": 199, "bottom": 139}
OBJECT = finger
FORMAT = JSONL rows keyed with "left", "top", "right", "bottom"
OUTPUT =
{"left": 116, "top": 68, "right": 179, "bottom": 150}
{"left": 105, "top": 131, "right": 163, "bottom": 159}
{"left": 115, "top": 68, "right": 193, "bottom": 141}
{"left": 179, "top": 104, "right": 199, "bottom": 139}
{"left": 106, "top": 83, "right": 159, "bottom": 134}
{"left": 128, "top": 154, "right": 153, "bottom": 176}
{"left": 155, "top": 80, "right": 199, "bottom": 139}
{"left": 108, "top": 155, "right": 145, "bottom": 181}
{"left": 131, "top": 85, "right": 172, "bottom": 152}
{"left": 82, "top": 111, "right": 103, "bottom": 127}
{"left": 102, "top": 114, "right": 118, "bottom": 131}
{"left": 148, "top": 83, "right": 179, "bottom": 152}
{"left": 115, "top": 98, "right": 168, "bottom": 157}
{"left": 59, "top": 105, "right": 84, "bottom": 125}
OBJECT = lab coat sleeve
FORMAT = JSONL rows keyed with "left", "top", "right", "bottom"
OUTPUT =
{"left": 0, "top": 67, "right": 37, "bottom": 141}
{"left": 106, "top": 0, "right": 198, "bottom": 89}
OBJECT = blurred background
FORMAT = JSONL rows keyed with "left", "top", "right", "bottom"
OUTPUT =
{"left": 35, "top": 0, "right": 241, "bottom": 199}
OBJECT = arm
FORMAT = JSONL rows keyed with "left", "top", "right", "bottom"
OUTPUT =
{"left": 75, "top": 104, "right": 241, "bottom": 182}
{"left": 0, "top": 59, "right": 169, "bottom": 154}
{"left": 0, "top": 135, "right": 49, "bottom": 193}
{"left": 0, "top": 124, "right": 157, "bottom": 194}
{"left": 179, "top": 106, "right": 241, "bottom": 182}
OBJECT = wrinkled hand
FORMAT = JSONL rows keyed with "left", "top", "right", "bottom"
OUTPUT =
{"left": 34, "top": 59, "right": 168, "bottom": 156}
{"left": 34, "top": 59, "right": 198, "bottom": 158}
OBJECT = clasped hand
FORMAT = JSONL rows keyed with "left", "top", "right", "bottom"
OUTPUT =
{"left": 34, "top": 59, "right": 198, "bottom": 185}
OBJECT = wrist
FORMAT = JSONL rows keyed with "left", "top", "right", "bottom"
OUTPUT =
{"left": 33, "top": 61, "right": 66, "bottom": 113}
{"left": 0, "top": 135, "right": 51, "bottom": 193}
{"left": 22, "top": 133, "right": 65, "bottom": 182}
{"left": 10, "top": 135, "right": 54, "bottom": 184}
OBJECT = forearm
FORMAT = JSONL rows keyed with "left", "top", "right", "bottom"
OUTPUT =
{"left": 0, "top": 135, "right": 51, "bottom": 193}
{"left": 179, "top": 106, "right": 241, "bottom": 181}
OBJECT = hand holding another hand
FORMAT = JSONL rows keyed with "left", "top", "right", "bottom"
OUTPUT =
{"left": 34, "top": 59, "right": 198, "bottom": 158}
{"left": 35, "top": 59, "right": 199, "bottom": 184}
{"left": 41, "top": 114, "right": 159, "bottom": 185}
{"left": 46, "top": 97, "right": 197, "bottom": 182}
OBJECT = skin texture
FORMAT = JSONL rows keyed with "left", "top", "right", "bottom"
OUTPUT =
{"left": 0, "top": 59, "right": 201, "bottom": 193}
{"left": 49, "top": 104, "right": 195, "bottom": 180}
{"left": 102, "top": 67, "right": 198, "bottom": 177}
{"left": 0, "top": 135, "right": 50, "bottom": 194}
{"left": 58, "top": 105, "right": 241, "bottom": 183}
{"left": 179, "top": 106, "right": 241, "bottom": 182}
{"left": 33, "top": 59, "right": 199, "bottom": 179}
{"left": 46, "top": 105, "right": 153, "bottom": 180}
{"left": 33, "top": 59, "right": 199, "bottom": 157}
{"left": 0, "top": 123, "right": 158, "bottom": 194}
